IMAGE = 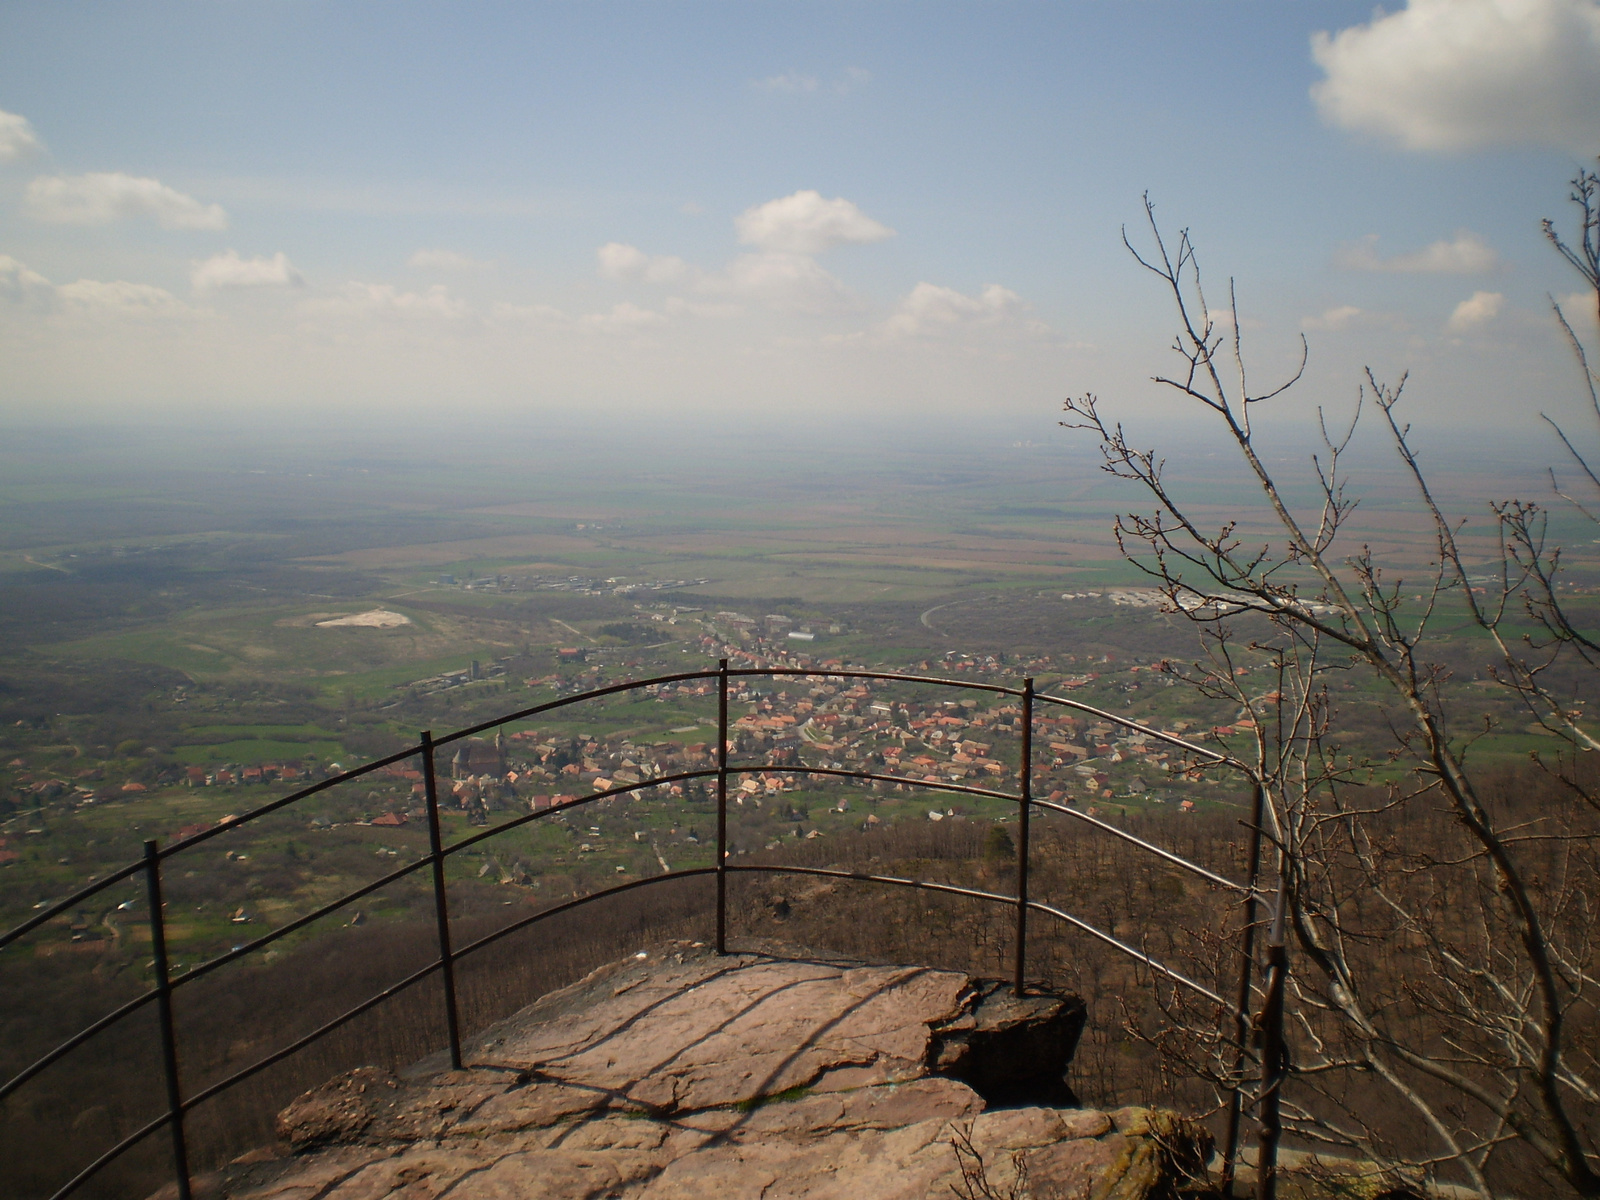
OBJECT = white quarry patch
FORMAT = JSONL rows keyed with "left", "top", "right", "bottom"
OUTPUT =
{"left": 315, "top": 609, "right": 412, "bottom": 628}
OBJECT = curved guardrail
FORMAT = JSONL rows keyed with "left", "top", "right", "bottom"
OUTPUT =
{"left": 0, "top": 661, "right": 1282, "bottom": 1200}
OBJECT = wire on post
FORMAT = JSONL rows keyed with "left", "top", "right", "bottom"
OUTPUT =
{"left": 715, "top": 659, "right": 729, "bottom": 955}
{"left": 421, "top": 731, "right": 463, "bottom": 1070}
{"left": 1220, "top": 778, "right": 1266, "bottom": 1197}
{"left": 1014, "top": 677, "right": 1033, "bottom": 997}
{"left": 143, "top": 840, "right": 191, "bottom": 1200}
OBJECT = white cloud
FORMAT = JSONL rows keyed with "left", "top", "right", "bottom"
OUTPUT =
{"left": 753, "top": 67, "right": 871, "bottom": 95}
{"left": 1205, "top": 310, "right": 1264, "bottom": 334}
{"left": 578, "top": 302, "right": 669, "bottom": 333}
{"left": 0, "top": 254, "right": 52, "bottom": 304}
{"left": 600, "top": 229, "right": 862, "bottom": 312}
{"left": 302, "top": 282, "right": 469, "bottom": 321}
{"left": 597, "top": 242, "right": 692, "bottom": 284}
{"left": 1301, "top": 304, "right": 1368, "bottom": 331}
{"left": 835, "top": 67, "right": 873, "bottom": 95}
{"left": 56, "top": 278, "right": 196, "bottom": 319}
{"left": 699, "top": 251, "right": 856, "bottom": 313}
{"left": 1558, "top": 290, "right": 1600, "bottom": 328}
{"left": 492, "top": 299, "right": 669, "bottom": 335}
{"left": 408, "top": 248, "right": 494, "bottom": 272}
{"left": 755, "top": 71, "right": 820, "bottom": 93}
{"left": 883, "top": 282, "right": 1028, "bottom": 338}
{"left": 25, "top": 172, "right": 228, "bottom": 230}
{"left": 0, "top": 110, "right": 42, "bottom": 162}
{"left": 1311, "top": 0, "right": 1600, "bottom": 154}
{"left": 1299, "top": 305, "right": 1414, "bottom": 333}
{"left": 1335, "top": 231, "right": 1501, "bottom": 273}
{"left": 192, "top": 250, "right": 302, "bottom": 293}
{"left": 735, "top": 190, "right": 895, "bottom": 255}
{"left": 664, "top": 296, "right": 743, "bottom": 319}
{"left": 591, "top": 193, "right": 891, "bottom": 315}
{"left": 491, "top": 301, "right": 568, "bottom": 325}
{"left": 3, "top": 256, "right": 203, "bottom": 319}
{"left": 1448, "top": 290, "right": 1506, "bottom": 332}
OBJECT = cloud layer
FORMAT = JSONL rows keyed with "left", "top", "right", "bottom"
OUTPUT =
{"left": 301, "top": 282, "right": 469, "bottom": 322}
{"left": 408, "top": 249, "right": 494, "bottom": 273}
{"left": 0, "top": 254, "right": 200, "bottom": 320}
{"left": 753, "top": 67, "right": 873, "bottom": 96}
{"left": 56, "top": 278, "right": 196, "bottom": 319}
{"left": 885, "top": 282, "right": 1028, "bottom": 338}
{"left": 1448, "top": 290, "right": 1505, "bottom": 332}
{"left": 0, "top": 254, "right": 52, "bottom": 304}
{"left": 0, "top": 110, "right": 42, "bottom": 162}
{"left": 25, "top": 172, "right": 228, "bottom": 230}
{"left": 599, "top": 189, "right": 892, "bottom": 316}
{"left": 1311, "top": 0, "right": 1600, "bottom": 154}
{"left": 735, "top": 190, "right": 895, "bottom": 255}
{"left": 597, "top": 242, "right": 691, "bottom": 284}
{"left": 702, "top": 251, "right": 854, "bottom": 313}
{"left": 1335, "top": 231, "right": 1501, "bottom": 273}
{"left": 1301, "top": 305, "right": 1368, "bottom": 332}
{"left": 192, "top": 250, "right": 302, "bottom": 293}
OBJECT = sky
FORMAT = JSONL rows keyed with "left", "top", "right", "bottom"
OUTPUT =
{"left": 1, "top": 0, "right": 1598, "bottom": 442}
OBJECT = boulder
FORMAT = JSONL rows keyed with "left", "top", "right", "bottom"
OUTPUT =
{"left": 213, "top": 943, "right": 1207, "bottom": 1200}
{"left": 929, "top": 978, "right": 1086, "bottom": 1106}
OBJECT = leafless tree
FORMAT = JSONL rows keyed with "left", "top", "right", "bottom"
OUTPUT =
{"left": 947, "top": 1122, "right": 1030, "bottom": 1200}
{"left": 1063, "top": 166, "right": 1600, "bottom": 1199}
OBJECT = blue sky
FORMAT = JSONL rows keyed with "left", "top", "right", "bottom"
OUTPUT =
{"left": 1, "top": 1, "right": 1597, "bottom": 436}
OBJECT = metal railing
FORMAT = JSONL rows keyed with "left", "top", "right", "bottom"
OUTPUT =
{"left": 0, "top": 661, "right": 1287, "bottom": 1200}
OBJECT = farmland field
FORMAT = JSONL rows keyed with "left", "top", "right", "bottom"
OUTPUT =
{"left": 0, "top": 415, "right": 1595, "bottom": 993}
{"left": 1, "top": 417, "right": 1597, "bottom": 1200}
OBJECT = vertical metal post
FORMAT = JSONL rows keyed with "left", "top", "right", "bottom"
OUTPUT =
{"left": 421, "top": 731, "right": 463, "bottom": 1070}
{"left": 1013, "top": 678, "right": 1033, "bottom": 997}
{"left": 1220, "top": 779, "right": 1266, "bottom": 1197}
{"left": 1256, "top": 883, "right": 1289, "bottom": 1200}
{"left": 715, "top": 659, "right": 729, "bottom": 955}
{"left": 143, "top": 840, "right": 191, "bottom": 1200}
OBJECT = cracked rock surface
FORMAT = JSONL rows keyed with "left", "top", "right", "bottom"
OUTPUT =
{"left": 204, "top": 943, "right": 1208, "bottom": 1200}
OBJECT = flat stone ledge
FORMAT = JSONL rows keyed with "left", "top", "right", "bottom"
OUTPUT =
{"left": 195, "top": 944, "right": 1208, "bottom": 1200}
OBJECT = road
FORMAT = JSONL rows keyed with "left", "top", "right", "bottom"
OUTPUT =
{"left": 918, "top": 596, "right": 995, "bottom": 635}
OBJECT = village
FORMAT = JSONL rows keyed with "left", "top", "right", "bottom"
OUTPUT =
{"left": 5, "top": 597, "right": 1245, "bottom": 849}
{"left": 0, "top": 589, "right": 1264, "bottom": 916}
{"left": 344, "top": 612, "right": 1226, "bottom": 852}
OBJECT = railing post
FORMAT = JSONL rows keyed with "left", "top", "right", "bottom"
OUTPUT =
{"left": 1014, "top": 677, "right": 1033, "bottom": 997}
{"left": 716, "top": 659, "right": 729, "bottom": 955}
{"left": 143, "top": 840, "right": 191, "bottom": 1200}
{"left": 1256, "top": 882, "right": 1289, "bottom": 1200}
{"left": 421, "top": 731, "right": 463, "bottom": 1070}
{"left": 1220, "top": 778, "right": 1266, "bottom": 1197}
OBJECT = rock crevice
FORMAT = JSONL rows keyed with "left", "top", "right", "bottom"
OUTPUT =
{"left": 928, "top": 978, "right": 1087, "bottom": 1107}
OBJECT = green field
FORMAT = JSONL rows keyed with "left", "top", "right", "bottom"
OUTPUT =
{"left": 0, "top": 422, "right": 1595, "bottom": 961}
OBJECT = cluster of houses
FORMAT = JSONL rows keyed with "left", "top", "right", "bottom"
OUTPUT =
{"left": 339, "top": 648, "right": 1208, "bottom": 828}
{"left": 435, "top": 573, "right": 710, "bottom": 597}
{"left": 8, "top": 760, "right": 327, "bottom": 824}
{"left": 0, "top": 621, "right": 1224, "bottom": 843}
{"left": 182, "top": 762, "right": 307, "bottom": 788}
{"left": 3, "top": 758, "right": 279, "bottom": 811}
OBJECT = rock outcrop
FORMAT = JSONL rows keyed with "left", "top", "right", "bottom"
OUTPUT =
{"left": 210, "top": 943, "right": 1209, "bottom": 1200}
